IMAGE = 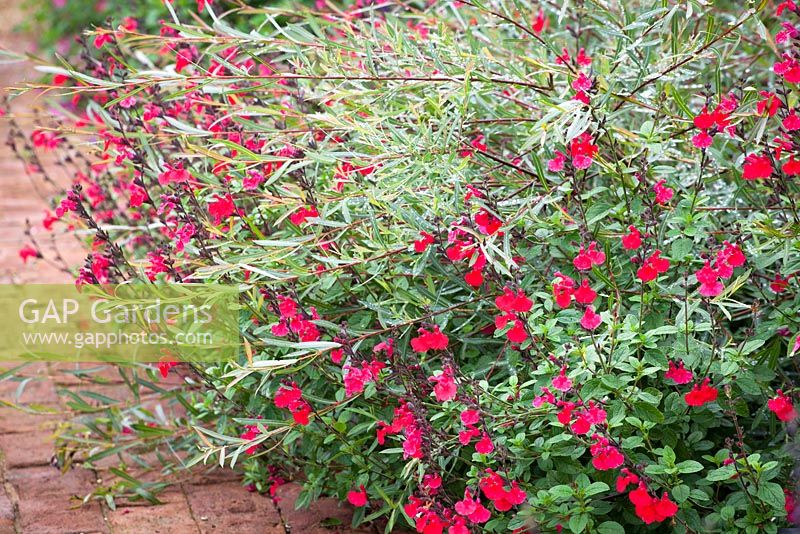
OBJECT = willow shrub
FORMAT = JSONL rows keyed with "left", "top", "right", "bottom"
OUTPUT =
{"left": 11, "top": 0, "right": 800, "bottom": 532}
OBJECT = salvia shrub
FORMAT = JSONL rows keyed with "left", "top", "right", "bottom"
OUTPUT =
{"left": 11, "top": 0, "right": 800, "bottom": 532}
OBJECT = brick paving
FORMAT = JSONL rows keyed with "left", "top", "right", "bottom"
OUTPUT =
{"left": 0, "top": 2, "right": 378, "bottom": 532}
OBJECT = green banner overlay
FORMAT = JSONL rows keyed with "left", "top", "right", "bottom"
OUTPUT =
{"left": 0, "top": 284, "right": 240, "bottom": 362}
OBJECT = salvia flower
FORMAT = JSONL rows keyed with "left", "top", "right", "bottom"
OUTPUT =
{"left": 768, "top": 390, "right": 797, "bottom": 422}
{"left": 665, "top": 360, "right": 693, "bottom": 384}
{"left": 684, "top": 378, "right": 719, "bottom": 407}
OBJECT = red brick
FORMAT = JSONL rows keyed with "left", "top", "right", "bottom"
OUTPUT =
{"left": 106, "top": 490, "right": 199, "bottom": 534}
{"left": 8, "top": 379, "right": 60, "bottom": 406}
{"left": 0, "top": 407, "right": 58, "bottom": 435}
{"left": 0, "top": 491, "right": 15, "bottom": 532}
{"left": 7, "top": 466, "right": 107, "bottom": 534}
{"left": 0, "top": 431, "right": 55, "bottom": 468}
{"left": 184, "top": 475, "right": 283, "bottom": 533}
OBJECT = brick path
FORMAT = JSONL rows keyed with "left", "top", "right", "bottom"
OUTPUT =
{"left": 0, "top": 2, "right": 375, "bottom": 532}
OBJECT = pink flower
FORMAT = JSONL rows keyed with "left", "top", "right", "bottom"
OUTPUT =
{"left": 547, "top": 150, "right": 566, "bottom": 172}
{"left": 552, "top": 366, "right": 572, "bottom": 392}
{"left": 475, "top": 433, "right": 494, "bottom": 454}
{"left": 665, "top": 360, "right": 693, "bottom": 384}
{"left": 653, "top": 180, "right": 674, "bottom": 204}
{"left": 581, "top": 306, "right": 602, "bottom": 331}
{"left": 429, "top": 367, "right": 457, "bottom": 402}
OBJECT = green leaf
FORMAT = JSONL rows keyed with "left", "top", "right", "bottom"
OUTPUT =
{"left": 633, "top": 402, "right": 664, "bottom": 424}
{"left": 757, "top": 482, "right": 786, "bottom": 510}
{"left": 597, "top": 521, "right": 625, "bottom": 534}
{"left": 706, "top": 465, "right": 736, "bottom": 482}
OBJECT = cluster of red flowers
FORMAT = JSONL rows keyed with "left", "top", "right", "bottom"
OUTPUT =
{"left": 479, "top": 469, "right": 527, "bottom": 511}
{"left": 693, "top": 241, "right": 746, "bottom": 297}
{"left": 377, "top": 402, "right": 424, "bottom": 459}
{"left": 273, "top": 382, "right": 312, "bottom": 425}
{"left": 270, "top": 295, "right": 321, "bottom": 342}
{"left": 410, "top": 326, "right": 449, "bottom": 353}
{"left": 494, "top": 286, "right": 533, "bottom": 343}
{"left": 589, "top": 434, "right": 624, "bottom": 470}
{"left": 343, "top": 359, "right": 386, "bottom": 397}
{"left": 691, "top": 94, "right": 737, "bottom": 149}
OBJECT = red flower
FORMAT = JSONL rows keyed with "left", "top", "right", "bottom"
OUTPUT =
{"left": 768, "top": 390, "right": 797, "bottom": 422}
{"left": 454, "top": 489, "right": 491, "bottom": 524}
{"left": 569, "top": 132, "right": 598, "bottom": 170}
{"left": 573, "top": 242, "right": 605, "bottom": 271}
{"left": 551, "top": 366, "right": 572, "bottom": 392}
{"left": 464, "top": 269, "right": 484, "bottom": 288}
{"left": 653, "top": 180, "right": 674, "bottom": 204}
{"left": 629, "top": 484, "right": 678, "bottom": 524}
{"left": 580, "top": 306, "right": 602, "bottom": 331}
{"left": 589, "top": 434, "right": 624, "bottom": 470}
{"left": 573, "top": 279, "right": 597, "bottom": 304}
{"left": 742, "top": 153, "right": 773, "bottom": 180}
{"left": 474, "top": 209, "right": 503, "bottom": 235}
{"left": 343, "top": 360, "right": 385, "bottom": 397}
{"left": 757, "top": 91, "right": 782, "bottom": 117}
{"left": 479, "top": 469, "right": 527, "bottom": 512}
{"left": 531, "top": 8, "right": 549, "bottom": 35}
{"left": 621, "top": 225, "right": 642, "bottom": 250}
{"left": 429, "top": 367, "right": 457, "bottom": 402}
{"left": 665, "top": 360, "right": 693, "bottom": 384}
{"left": 347, "top": 485, "right": 368, "bottom": 507}
{"left": 691, "top": 131, "right": 713, "bottom": 149}
{"left": 684, "top": 377, "right": 718, "bottom": 407}
{"left": 18, "top": 245, "right": 39, "bottom": 264}
{"left": 576, "top": 48, "right": 592, "bottom": 67}
{"left": 495, "top": 287, "right": 533, "bottom": 313}
{"left": 571, "top": 72, "right": 593, "bottom": 92}
{"left": 637, "top": 250, "right": 670, "bottom": 282}
{"left": 771, "top": 274, "right": 790, "bottom": 293}
{"left": 552, "top": 272, "right": 575, "bottom": 307}
{"left": 410, "top": 326, "right": 449, "bottom": 353}
{"left": 784, "top": 111, "right": 800, "bottom": 130}
{"left": 157, "top": 359, "right": 179, "bottom": 378}
{"left": 239, "top": 424, "right": 262, "bottom": 455}
{"left": 208, "top": 193, "right": 235, "bottom": 224}
{"left": 695, "top": 260, "right": 724, "bottom": 297}
{"left": 547, "top": 150, "right": 566, "bottom": 172}
{"left": 475, "top": 432, "right": 494, "bottom": 454}
{"left": 414, "top": 231, "right": 435, "bottom": 253}
{"left": 289, "top": 206, "right": 319, "bottom": 225}
{"left": 505, "top": 319, "right": 528, "bottom": 343}
{"left": 616, "top": 468, "right": 639, "bottom": 492}
{"left": 274, "top": 382, "right": 312, "bottom": 425}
